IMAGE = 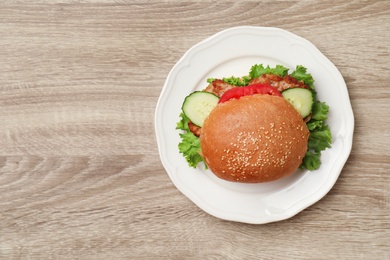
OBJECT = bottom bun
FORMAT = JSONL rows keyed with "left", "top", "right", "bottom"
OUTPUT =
{"left": 200, "top": 94, "right": 309, "bottom": 183}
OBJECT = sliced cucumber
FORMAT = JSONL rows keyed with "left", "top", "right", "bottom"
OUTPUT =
{"left": 282, "top": 88, "right": 314, "bottom": 118}
{"left": 182, "top": 91, "right": 219, "bottom": 127}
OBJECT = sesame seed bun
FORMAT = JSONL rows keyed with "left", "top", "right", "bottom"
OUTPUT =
{"left": 200, "top": 94, "right": 309, "bottom": 183}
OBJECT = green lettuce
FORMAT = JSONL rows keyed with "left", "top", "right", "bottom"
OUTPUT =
{"left": 300, "top": 151, "right": 321, "bottom": 171}
{"left": 308, "top": 125, "right": 332, "bottom": 153}
{"left": 301, "top": 101, "right": 331, "bottom": 170}
{"left": 311, "top": 101, "right": 329, "bottom": 120}
{"left": 176, "top": 113, "right": 206, "bottom": 168}
{"left": 207, "top": 75, "right": 251, "bottom": 86}
{"left": 300, "top": 123, "right": 332, "bottom": 170}
{"left": 306, "top": 120, "right": 323, "bottom": 131}
{"left": 290, "top": 65, "right": 315, "bottom": 89}
{"left": 249, "top": 64, "right": 289, "bottom": 78}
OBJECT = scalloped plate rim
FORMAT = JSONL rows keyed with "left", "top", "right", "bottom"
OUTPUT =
{"left": 155, "top": 26, "right": 354, "bottom": 224}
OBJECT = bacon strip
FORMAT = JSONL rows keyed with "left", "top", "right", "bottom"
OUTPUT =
{"left": 249, "top": 74, "right": 310, "bottom": 92}
{"left": 204, "top": 79, "right": 237, "bottom": 97}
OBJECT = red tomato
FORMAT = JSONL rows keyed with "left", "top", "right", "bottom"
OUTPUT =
{"left": 218, "top": 84, "right": 282, "bottom": 103}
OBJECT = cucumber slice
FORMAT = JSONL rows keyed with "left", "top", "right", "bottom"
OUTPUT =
{"left": 182, "top": 91, "right": 219, "bottom": 127}
{"left": 282, "top": 88, "right": 314, "bottom": 118}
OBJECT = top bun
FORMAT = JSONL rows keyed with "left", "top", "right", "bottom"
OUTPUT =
{"left": 200, "top": 94, "right": 309, "bottom": 183}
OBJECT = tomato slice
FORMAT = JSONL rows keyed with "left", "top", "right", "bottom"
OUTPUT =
{"left": 218, "top": 84, "right": 282, "bottom": 103}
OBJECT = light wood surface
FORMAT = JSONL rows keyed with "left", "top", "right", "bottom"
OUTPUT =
{"left": 1, "top": 1, "right": 389, "bottom": 259}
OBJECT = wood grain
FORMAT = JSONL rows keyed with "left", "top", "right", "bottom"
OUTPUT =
{"left": 1, "top": 1, "right": 389, "bottom": 259}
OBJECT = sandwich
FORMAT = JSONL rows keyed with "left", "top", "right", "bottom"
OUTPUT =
{"left": 176, "top": 64, "right": 332, "bottom": 183}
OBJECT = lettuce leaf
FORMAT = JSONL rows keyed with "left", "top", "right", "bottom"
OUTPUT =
{"left": 223, "top": 75, "right": 251, "bottom": 86}
{"left": 249, "top": 64, "right": 289, "bottom": 79}
{"left": 207, "top": 76, "right": 250, "bottom": 86}
{"left": 291, "top": 65, "right": 315, "bottom": 89}
{"left": 308, "top": 125, "right": 332, "bottom": 153}
{"left": 176, "top": 113, "right": 206, "bottom": 168}
{"left": 176, "top": 112, "right": 189, "bottom": 130}
{"left": 300, "top": 151, "right": 321, "bottom": 170}
{"left": 302, "top": 124, "right": 332, "bottom": 170}
{"left": 311, "top": 101, "right": 329, "bottom": 120}
{"left": 306, "top": 120, "right": 323, "bottom": 131}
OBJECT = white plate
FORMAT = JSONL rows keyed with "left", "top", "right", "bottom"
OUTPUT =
{"left": 155, "top": 26, "right": 354, "bottom": 224}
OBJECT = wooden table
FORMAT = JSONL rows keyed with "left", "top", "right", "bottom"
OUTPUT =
{"left": 1, "top": 1, "right": 389, "bottom": 259}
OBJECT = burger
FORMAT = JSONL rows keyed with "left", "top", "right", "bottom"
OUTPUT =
{"left": 177, "top": 64, "right": 332, "bottom": 183}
